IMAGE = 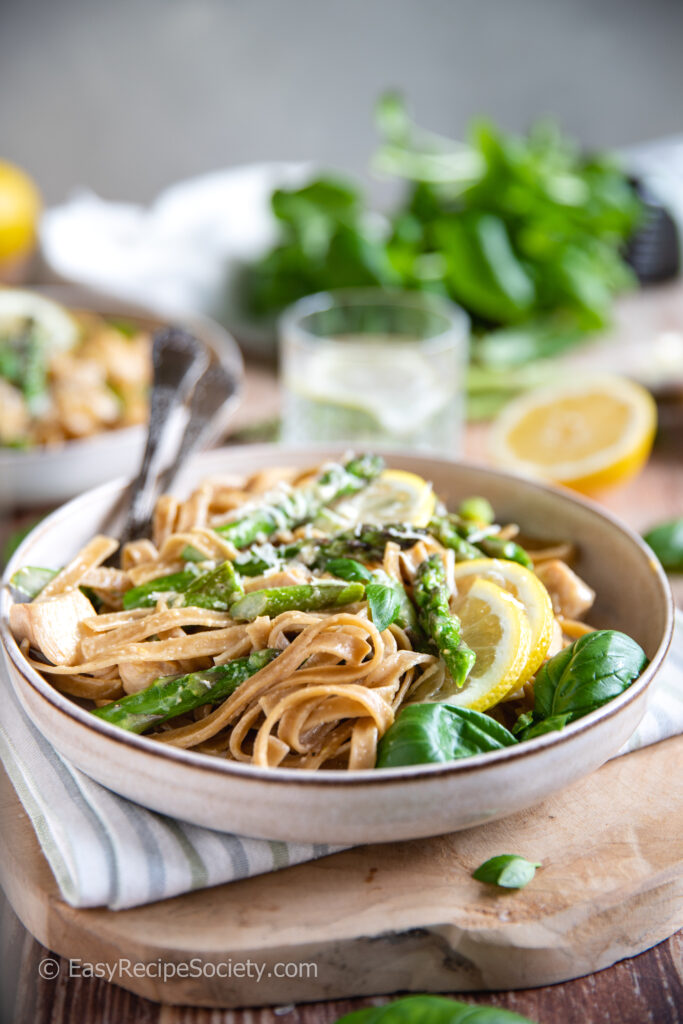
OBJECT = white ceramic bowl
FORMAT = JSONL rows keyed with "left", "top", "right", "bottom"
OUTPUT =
{"left": 0, "top": 286, "right": 244, "bottom": 509}
{"left": 0, "top": 445, "right": 674, "bottom": 843}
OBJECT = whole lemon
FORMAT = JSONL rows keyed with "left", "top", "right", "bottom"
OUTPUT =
{"left": 0, "top": 160, "right": 41, "bottom": 267}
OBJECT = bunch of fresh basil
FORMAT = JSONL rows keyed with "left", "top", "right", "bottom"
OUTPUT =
{"left": 244, "top": 93, "right": 642, "bottom": 386}
{"left": 376, "top": 630, "right": 647, "bottom": 767}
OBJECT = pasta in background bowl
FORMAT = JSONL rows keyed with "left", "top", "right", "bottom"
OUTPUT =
{"left": 0, "top": 445, "right": 673, "bottom": 843}
{"left": 0, "top": 285, "right": 243, "bottom": 508}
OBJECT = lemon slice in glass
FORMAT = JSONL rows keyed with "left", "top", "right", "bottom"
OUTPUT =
{"left": 322, "top": 468, "right": 436, "bottom": 530}
{"left": 440, "top": 578, "right": 532, "bottom": 711}
{"left": 489, "top": 375, "right": 657, "bottom": 494}
{"left": 451, "top": 558, "right": 554, "bottom": 682}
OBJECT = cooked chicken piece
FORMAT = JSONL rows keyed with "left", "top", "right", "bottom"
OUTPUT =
{"left": 118, "top": 660, "right": 180, "bottom": 694}
{"left": 535, "top": 560, "right": 595, "bottom": 620}
{"left": 10, "top": 589, "right": 95, "bottom": 666}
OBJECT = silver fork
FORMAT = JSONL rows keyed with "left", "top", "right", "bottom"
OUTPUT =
{"left": 157, "top": 358, "right": 241, "bottom": 494}
{"left": 115, "top": 326, "right": 209, "bottom": 548}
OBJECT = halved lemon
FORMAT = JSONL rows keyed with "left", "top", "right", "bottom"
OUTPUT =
{"left": 489, "top": 376, "right": 657, "bottom": 494}
{"left": 440, "top": 578, "right": 532, "bottom": 711}
{"left": 322, "top": 468, "right": 436, "bottom": 530}
{"left": 0, "top": 161, "right": 41, "bottom": 264}
{"left": 451, "top": 558, "right": 553, "bottom": 682}
{"left": 0, "top": 289, "right": 78, "bottom": 353}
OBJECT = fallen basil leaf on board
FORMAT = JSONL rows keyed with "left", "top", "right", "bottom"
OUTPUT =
{"left": 643, "top": 518, "right": 683, "bottom": 571}
{"left": 473, "top": 854, "right": 541, "bottom": 890}
{"left": 335, "top": 994, "right": 536, "bottom": 1024}
{"left": 376, "top": 703, "right": 517, "bottom": 768}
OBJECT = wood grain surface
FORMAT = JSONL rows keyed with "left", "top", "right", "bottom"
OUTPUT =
{"left": 1, "top": 307, "right": 682, "bottom": 1023}
{"left": 2, "top": 732, "right": 682, "bottom": 1012}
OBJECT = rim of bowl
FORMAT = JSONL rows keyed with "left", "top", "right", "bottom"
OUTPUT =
{"left": 0, "top": 286, "right": 245, "bottom": 462}
{"left": 0, "top": 443, "right": 675, "bottom": 787}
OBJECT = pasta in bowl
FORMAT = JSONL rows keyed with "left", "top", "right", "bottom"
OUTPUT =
{"left": 0, "top": 446, "right": 673, "bottom": 842}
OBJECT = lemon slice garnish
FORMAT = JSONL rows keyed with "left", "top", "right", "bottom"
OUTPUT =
{"left": 489, "top": 375, "right": 657, "bottom": 494}
{"left": 451, "top": 558, "right": 554, "bottom": 682}
{"left": 324, "top": 468, "right": 436, "bottom": 530}
{"left": 439, "top": 578, "right": 532, "bottom": 711}
{"left": 0, "top": 289, "right": 78, "bottom": 353}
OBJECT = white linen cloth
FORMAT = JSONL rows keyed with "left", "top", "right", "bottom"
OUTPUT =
{"left": 1, "top": 611, "right": 682, "bottom": 910}
{"left": 40, "top": 162, "right": 311, "bottom": 350}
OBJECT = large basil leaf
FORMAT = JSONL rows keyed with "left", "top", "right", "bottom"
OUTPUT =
{"left": 533, "top": 629, "right": 647, "bottom": 722}
{"left": 376, "top": 703, "right": 517, "bottom": 768}
{"left": 336, "top": 995, "right": 534, "bottom": 1024}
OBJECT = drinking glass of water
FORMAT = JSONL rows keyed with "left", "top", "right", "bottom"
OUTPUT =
{"left": 279, "top": 289, "right": 469, "bottom": 451}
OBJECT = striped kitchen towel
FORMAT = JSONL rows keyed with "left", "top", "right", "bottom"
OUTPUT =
{"left": 1, "top": 610, "right": 682, "bottom": 910}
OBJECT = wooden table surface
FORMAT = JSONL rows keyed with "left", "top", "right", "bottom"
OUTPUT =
{"left": 1, "top": 343, "right": 682, "bottom": 1024}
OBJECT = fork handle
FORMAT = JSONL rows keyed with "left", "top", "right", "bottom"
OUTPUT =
{"left": 118, "top": 327, "right": 208, "bottom": 547}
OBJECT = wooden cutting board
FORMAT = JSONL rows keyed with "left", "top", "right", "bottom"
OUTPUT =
{"left": 1, "top": 736, "right": 682, "bottom": 1009}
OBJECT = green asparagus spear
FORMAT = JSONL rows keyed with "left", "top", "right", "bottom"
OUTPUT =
{"left": 123, "top": 561, "right": 244, "bottom": 611}
{"left": 92, "top": 649, "right": 279, "bottom": 734}
{"left": 477, "top": 535, "right": 533, "bottom": 568}
{"left": 429, "top": 514, "right": 533, "bottom": 568}
{"left": 428, "top": 517, "right": 482, "bottom": 561}
{"left": 414, "top": 555, "right": 476, "bottom": 688}
{"left": 312, "top": 523, "right": 428, "bottom": 566}
{"left": 182, "top": 561, "right": 244, "bottom": 609}
{"left": 122, "top": 567, "right": 203, "bottom": 609}
{"left": 214, "top": 454, "right": 384, "bottom": 548}
{"left": 9, "top": 566, "right": 59, "bottom": 600}
{"left": 230, "top": 580, "right": 365, "bottom": 622}
{"left": 457, "top": 496, "right": 495, "bottom": 525}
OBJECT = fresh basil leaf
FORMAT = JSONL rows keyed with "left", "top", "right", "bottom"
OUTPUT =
{"left": 337, "top": 994, "right": 535, "bottom": 1024}
{"left": 533, "top": 630, "right": 648, "bottom": 722}
{"left": 366, "top": 580, "right": 403, "bottom": 633}
{"left": 511, "top": 710, "right": 535, "bottom": 736}
{"left": 371, "top": 569, "right": 421, "bottom": 636}
{"left": 376, "top": 703, "right": 517, "bottom": 768}
{"left": 325, "top": 557, "right": 373, "bottom": 583}
{"left": 643, "top": 518, "right": 683, "bottom": 572}
{"left": 518, "top": 713, "right": 572, "bottom": 742}
{"left": 473, "top": 854, "right": 541, "bottom": 890}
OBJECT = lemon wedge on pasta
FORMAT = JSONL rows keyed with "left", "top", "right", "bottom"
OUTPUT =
{"left": 443, "top": 578, "right": 532, "bottom": 711}
{"left": 321, "top": 468, "right": 436, "bottom": 530}
{"left": 451, "top": 558, "right": 553, "bottom": 682}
